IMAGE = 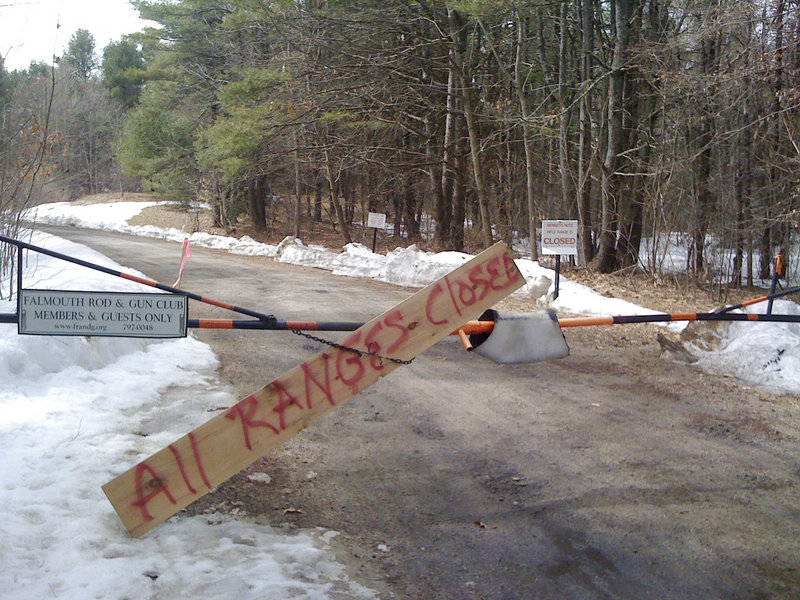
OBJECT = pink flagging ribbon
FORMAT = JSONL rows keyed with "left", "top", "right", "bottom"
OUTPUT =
{"left": 173, "top": 239, "right": 192, "bottom": 287}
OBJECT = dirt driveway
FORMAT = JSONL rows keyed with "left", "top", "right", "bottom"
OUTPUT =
{"left": 47, "top": 226, "right": 800, "bottom": 599}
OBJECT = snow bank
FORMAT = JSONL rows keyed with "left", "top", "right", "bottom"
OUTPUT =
{"left": 28, "top": 203, "right": 553, "bottom": 300}
{"left": 0, "top": 232, "right": 377, "bottom": 600}
{"left": 690, "top": 300, "right": 800, "bottom": 394}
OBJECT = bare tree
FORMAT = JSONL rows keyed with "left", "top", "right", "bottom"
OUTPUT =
{"left": 0, "top": 63, "right": 55, "bottom": 296}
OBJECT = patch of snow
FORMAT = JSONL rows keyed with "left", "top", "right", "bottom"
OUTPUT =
{"left": 0, "top": 232, "right": 378, "bottom": 600}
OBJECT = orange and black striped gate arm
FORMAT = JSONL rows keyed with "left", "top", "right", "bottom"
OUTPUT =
{"left": 558, "top": 310, "right": 800, "bottom": 328}
{"left": 714, "top": 284, "right": 800, "bottom": 314}
{"left": 4, "top": 233, "right": 800, "bottom": 341}
{"left": 0, "top": 233, "right": 279, "bottom": 324}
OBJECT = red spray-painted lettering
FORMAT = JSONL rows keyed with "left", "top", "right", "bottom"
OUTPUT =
{"left": 364, "top": 321, "right": 385, "bottom": 371}
{"left": 468, "top": 264, "right": 491, "bottom": 301}
{"left": 132, "top": 462, "right": 176, "bottom": 521}
{"left": 456, "top": 279, "right": 477, "bottom": 307}
{"left": 336, "top": 332, "right": 365, "bottom": 390}
{"left": 226, "top": 395, "right": 279, "bottom": 450}
{"left": 443, "top": 275, "right": 463, "bottom": 318}
{"left": 168, "top": 444, "right": 196, "bottom": 494}
{"left": 166, "top": 433, "right": 212, "bottom": 496}
{"left": 302, "top": 354, "right": 335, "bottom": 408}
{"left": 425, "top": 283, "right": 448, "bottom": 326}
{"left": 188, "top": 432, "right": 212, "bottom": 491}
{"left": 271, "top": 381, "right": 305, "bottom": 430}
{"left": 485, "top": 256, "right": 504, "bottom": 291}
{"left": 426, "top": 256, "right": 519, "bottom": 327}
{"left": 383, "top": 310, "right": 410, "bottom": 353}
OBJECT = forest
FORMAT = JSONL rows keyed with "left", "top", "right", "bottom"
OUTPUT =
{"left": 1, "top": 0, "right": 799, "bottom": 285}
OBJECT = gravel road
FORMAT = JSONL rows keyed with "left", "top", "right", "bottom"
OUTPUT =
{"left": 45, "top": 226, "right": 800, "bottom": 600}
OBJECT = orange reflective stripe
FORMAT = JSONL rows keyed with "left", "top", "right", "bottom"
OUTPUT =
{"left": 201, "top": 297, "right": 234, "bottom": 310}
{"left": 670, "top": 313, "right": 697, "bottom": 322}
{"left": 558, "top": 316, "right": 614, "bottom": 328}
{"left": 120, "top": 273, "right": 157, "bottom": 288}
{"left": 741, "top": 295, "right": 769, "bottom": 308}
{"left": 285, "top": 321, "right": 319, "bottom": 331}
{"left": 197, "top": 319, "right": 234, "bottom": 329}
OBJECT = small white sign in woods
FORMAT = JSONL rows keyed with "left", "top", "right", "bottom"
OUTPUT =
{"left": 19, "top": 290, "right": 187, "bottom": 338}
{"left": 541, "top": 220, "right": 579, "bottom": 256}
{"left": 367, "top": 212, "right": 387, "bottom": 229}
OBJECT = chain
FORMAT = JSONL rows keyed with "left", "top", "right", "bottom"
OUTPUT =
{"left": 291, "top": 330, "right": 414, "bottom": 366}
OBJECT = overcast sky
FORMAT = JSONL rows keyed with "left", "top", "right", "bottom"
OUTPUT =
{"left": 0, "top": 0, "right": 155, "bottom": 71}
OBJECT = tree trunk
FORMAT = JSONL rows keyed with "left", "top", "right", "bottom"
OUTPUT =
{"left": 577, "top": 0, "right": 595, "bottom": 265}
{"left": 452, "top": 139, "right": 467, "bottom": 252}
{"left": 292, "top": 131, "right": 302, "bottom": 239}
{"left": 438, "top": 57, "right": 458, "bottom": 249}
{"left": 690, "top": 0, "right": 719, "bottom": 274}
{"left": 557, "top": 2, "right": 574, "bottom": 224}
{"left": 760, "top": 0, "right": 786, "bottom": 280}
{"left": 323, "top": 150, "right": 352, "bottom": 245}
{"left": 391, "top": 186, "right": 403, "bottom": 240}
{"left": 597, "top": 0, "right": 634, "bottom": 273}
{"left": 759, "top": 227, "right": 772, "bottom": 280}
{"left": 448, "top": 8, "right": 493, "bottom": 249}
{"left": 617, "top": 57, "right": 649, "bottom": 270}
{"left": 427, "top": 112, "right": 448, "bottom": 250}
{"left": 247, "top": 177, "right": 266, "bottom": 232}
{"left": 733, "top": 33, "right": 754, "bottom": 286}
{"left": 403, "top": 178, "right": 420, "bottom": 241}
{"left": 515, "top": 13, "right": 539, "bottom": 260}
{"left": 314, "top": 173, "right": 323, "bottom": 222}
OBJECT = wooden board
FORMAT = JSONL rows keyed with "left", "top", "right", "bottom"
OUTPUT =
{"left": 103, "top": 242, "right": 524, "bottom": 537}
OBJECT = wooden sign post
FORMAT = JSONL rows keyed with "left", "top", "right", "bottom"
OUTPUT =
{"left": 103, "top": 242, "right": 524, "bottom": 537}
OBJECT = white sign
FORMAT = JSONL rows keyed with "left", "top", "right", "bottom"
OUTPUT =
{"left": 367, "top": 212, "right": 387, "bottom": 229}
{"left": 19, "top": 290, "right": 187, "bottom": 338}
{"left": 541, "top": 220, "right": 579, "bottom": 256}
